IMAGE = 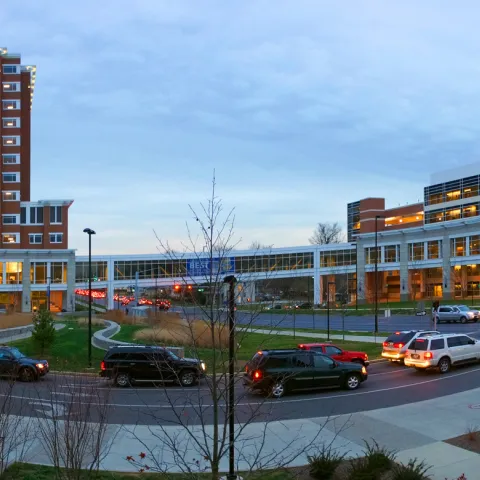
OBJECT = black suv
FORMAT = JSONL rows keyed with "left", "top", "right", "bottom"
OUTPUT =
{"left": 244, "top": 349, "right": 367, "bottom": 398}
{"left": 0, "top": 346, "right": 49, "bottom": 381}
{"left": 100, "top": 345, "right": 207, "bottom": 387}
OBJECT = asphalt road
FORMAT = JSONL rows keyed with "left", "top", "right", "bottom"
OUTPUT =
{"left": 4, "top": 355, "right": 480, "bottom": 426}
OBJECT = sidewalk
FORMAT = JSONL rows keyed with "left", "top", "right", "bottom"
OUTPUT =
{"left": 2, "top": 323, "right": 65, "bottom": 343}
{"left": 20, "top": 386, "right": 480, "bottom": 478}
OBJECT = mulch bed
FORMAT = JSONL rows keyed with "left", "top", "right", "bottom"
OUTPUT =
{"left": 445, "top": 431, "right": 480, "bottom": 454}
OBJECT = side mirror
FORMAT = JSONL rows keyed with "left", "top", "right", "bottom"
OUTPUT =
{"left": 469, "top": 340, "right": 476, "bottom": 345}
{"left": 330, "top": 361, "right": 337, "bottom": 369}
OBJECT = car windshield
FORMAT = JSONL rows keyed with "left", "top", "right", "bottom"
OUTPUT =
{"left": 10, "top": 348, "right": 25, "bottom": 359}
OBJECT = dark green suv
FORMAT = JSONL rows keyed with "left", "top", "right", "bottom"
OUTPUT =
{"left": 243, "top": 349, "right": 368, "bottom": 398}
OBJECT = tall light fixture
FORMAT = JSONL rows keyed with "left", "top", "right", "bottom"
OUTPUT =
{"left": 83, "top": 228, "right": 96, "bottom": 367}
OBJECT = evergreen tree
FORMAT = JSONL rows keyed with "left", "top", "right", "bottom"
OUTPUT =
{"left": 32, "top": 307, "right": 56, "bottom": 355}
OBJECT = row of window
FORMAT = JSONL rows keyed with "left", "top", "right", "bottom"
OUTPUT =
{"left": 425, "top": 203, "right": 479, "bottom": 224}
{"left": 2, "top": 207, "right": 63, "bottom": 225}
{"left": 425, "top": 176, "right": 480, "bottom": 206}
{"left": 450, "top": 235, "right": 480, "bottom": 257}
{"left": 320, "top": 249, "right": 356, "bottom": 267}
{"left": 0, "top": 261, "right": 67, "bottom": 285}
{"left": 0, "top": 233, "right": 64, "bottom": 244}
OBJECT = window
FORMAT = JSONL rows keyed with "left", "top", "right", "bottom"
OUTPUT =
{"left": 320, "top": 249, "right": 356, "bottom": 267}
{"left": 438, "top": 307, "right": 452, "bottom": 313}
{"left": 50, "top": 206, "right": 62, "bottom": 224}
{"left": 2, "top": 136, "right": 20, "bottom": 146}
{"left": 409, "top": 243, "right": 424, "bottom": 261}
{"left": 20, "top": 207, "right": 26, "bottom": 224}
{"left": 31, "top": 262, "right": 47, "bottom": 284}
{"left": 313, "top": 355, "right": 334, "bottom": 368}
{"left": 50, "top": 262, "right": 66, "bottom": 283}
{"left": 292, "top": 354, "right": 312, "bottom": 367}
{"left": 2, "top": 233, "right": 18, "bottom": 244}
{"left": 324, "top": 346, "right": 342, "bottom": 356}
{"left": 410, "top": 339, "right": 428, "bottom": 351}
{"left": 2, "top": 82, "right": 20, "bottom": 92}
{"left": 445, "top": 208, "right": 462, "bottom": 221}
{"left": 6, "top": 262, "right": 22, "bottom": 284}
{"left": 451, "top": 237, "right": 466, "bottom": 257}
{"left": 49, "top": 233, "right": 63, "bottom": 244}
{"left": 2, "top": 173, "right": 19, "bottom": 183}
{"left": 2, "top": 118, "right": 20, "bottom": 128}
{"left": 29, "top": 234, "right": 42, "bottom": 244}
{"left": 425, "top": 210, "right": 444, "bottom": 224}
{"left": 3, "top": 65, "right": 19, "bottom": 74}
{"left": 458, "top": 336, "right": 474, "bottom": 346}
{"left": 2, "top": 191, "right": 18, "bottom": 201}
{"left": 430, "top": 339, "right": 445, "bottom": 350}
{"left": 463, "top": 203, "right": 478, "bottom": 218}
{"left": 2, "top": 100, "right": 20, "bottom": 110}
{"left": 365, "top": 247, "right": 380, "bottom": 264}
{"left": 30, "top": 207, "right": 44, "bottom": 224}
{"left": 2, "top": 215, "right": 17, "bottom": 225}
{"left": 2, "top": 154, "right": 19, "bottom": 164}
{"left": 471, "top": 235, "right": 480, "bottom": 256}
{"left": 427, "top": 240, "right": 442, "bottom": 259}
{"left": 126, "top": 353, "right": 148, "bottom": 361}
{"left": 264, "top": 357, "right": 289, "bottom": 368}
{"left": 447, "top": 337, "right": 462, "bottom": 348}
{"left": 384, "top": 245, "right": 398, "bottom": 263}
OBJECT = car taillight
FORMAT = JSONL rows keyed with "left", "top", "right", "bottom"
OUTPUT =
{"left": 253, "top": 370, "right": 262, "bottom": 381}
{"left": 393, "top": 343, "right": 404, "bottom": 349}
{"left": 100, "top": 361, "right": 106, "bottom": 371}
{"left": 245, "top": 365, "right": 249, "bottom": 373}
{"left": 424, "top": 352, "right": 433, "bottom": 360}
{"left": 382, "top": 342, "right": 388, "bottom": 347}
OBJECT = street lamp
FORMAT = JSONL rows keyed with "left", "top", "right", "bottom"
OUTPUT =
{"left": 326, "top": 281, "right": 335, "bottom": 341}
{"left": 223, "top": 275, "right": 237, "bottom": 480}
{"left": 83, "top": 228, "right": 96, "bottom": 368}
{"left": 374, "top": 216, "right": 384, "bottom": 334}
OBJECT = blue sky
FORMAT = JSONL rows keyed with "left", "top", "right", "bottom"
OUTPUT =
{"left": 3, "top": 0, "right": 480, "bottom": 255}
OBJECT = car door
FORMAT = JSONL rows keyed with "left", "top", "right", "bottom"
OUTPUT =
{"left": 437, "top": 307, "right": 451, "bottom": 323}
{"left": 451, "top": 307, "right": 462, "bottom": 322}
{"left": 0, "top": 349, "right": 15, "bottom": 377}
{"left": 289, "top": 353, "right": 315, "bottom": 390}
{"left": 458, "top": 335, "right": 478, "bottom": 362}
{"left": 324, "top": 345, "right": 345, "bottom": 362}
{"left": 151, "top": 350, "right": 175, "bottom": 381}
{"left": 446, "top": 336, "right": 465, "bottom": 364}
{"left": 312, "top": 354, "right": 341, "bottom": 387}
{"left": 126, "top": 352, "right": 153, "bottom": 381}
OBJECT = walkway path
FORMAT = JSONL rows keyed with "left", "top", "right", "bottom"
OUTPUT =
{"left": 17, "top": 384, "right": 480, "bottom": 479}
{"left": 1, "top": 323, "right": 65, "bottom": 343}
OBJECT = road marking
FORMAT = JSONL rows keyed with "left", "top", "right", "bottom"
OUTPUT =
{"left": 53, "top": 391, "right": 96, "bottom": 398}
{"left": 369, "top": 369, "right": 406, "bottom": 377}
{"left": 30, "top": 400, "right": 67, "bottom": 419}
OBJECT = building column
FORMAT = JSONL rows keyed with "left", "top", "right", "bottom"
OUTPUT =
{"left": 399, "top": 241, "right": 409, "bottom": 302}
{"left": 107, "top": 257, "right": 116, "bottom": 310}
{"left": 21, "top": 258, "right": 31, "bottom": 313}
{"left": 442, "top": 234, "right": 453, "bottom": 300}
{"left": 66, "top": 255, "right": 76, "bottom": 312}
{"left": 313, "top": 275, "right": 320, "bottom": 305}
{"left": 357, "top": 243, "right": 367, "bottom": 304}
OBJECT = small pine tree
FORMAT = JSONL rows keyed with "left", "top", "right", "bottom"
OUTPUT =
{"left": 32, "top": 307, "right": 56, "bottom": 355}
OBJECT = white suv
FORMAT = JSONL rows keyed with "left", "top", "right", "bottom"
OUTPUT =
{"left": 404, "top": 333, "right": 480, "bottom": 373}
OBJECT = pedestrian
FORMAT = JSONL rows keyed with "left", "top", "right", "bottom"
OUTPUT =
{"left": 125, "top": 307, "right": 129, "bottom": 316}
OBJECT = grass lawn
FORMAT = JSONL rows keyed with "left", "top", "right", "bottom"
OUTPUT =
{"left": 110, "top": 324, "right": 383, "bottom": 370}
{"left": 9, "top": 321, "right": 104, "bottom": 372}
{"left": 1, "top": 463, "right": 294, "bottom": 480}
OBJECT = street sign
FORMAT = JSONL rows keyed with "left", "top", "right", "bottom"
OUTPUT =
{"left": 186, "top": 257, "right": 235, "bottom": 277}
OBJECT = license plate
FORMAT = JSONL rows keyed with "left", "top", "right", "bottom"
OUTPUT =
{"left": 411, "top": 354, "right": 420, "bottom": 359}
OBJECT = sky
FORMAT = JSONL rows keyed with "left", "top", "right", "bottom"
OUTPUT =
{"left": 3, "top": 0, "right": 480, "bottom": 255}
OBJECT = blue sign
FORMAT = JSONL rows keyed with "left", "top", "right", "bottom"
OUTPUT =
{"left": 186, "top": 257, "right": 235, "bottom": 277}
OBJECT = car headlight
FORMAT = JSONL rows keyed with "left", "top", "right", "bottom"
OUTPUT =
{"left": 200, "top": 362, "right": 206, "bottom": 371}
{"left": 36, "top": 363, "right": 45, "bottom": 369}
{"left": 361, "top": 366, "right": 367, "bottom": 374}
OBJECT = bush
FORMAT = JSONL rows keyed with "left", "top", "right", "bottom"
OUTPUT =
{"left": 390, "top": 458, "right": 431, "bottom": 479}
{"left": 348, "top": 440, "right": 396, "bottom": 480}
{"left": 31, "top": 308, "right": 56, "bottom": 355}
{"left": 308, "top": 444, "right": 346, "bottom": 479}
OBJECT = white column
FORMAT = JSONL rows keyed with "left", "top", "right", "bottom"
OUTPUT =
{"left": 107, "top": 257, "right": 115, "bottom": 310}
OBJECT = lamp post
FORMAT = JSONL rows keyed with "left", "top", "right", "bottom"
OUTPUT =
{"left": 223, "top": 275, "right": 237, "bottom": 480}
{"left": 327, "top": 281, "right": 335, "bottom": 341}
{"left": 47, "top": 276, "right": 51, "bottom": 312}
{"left": 83, "top": 228, "right": 96, "bottom": 368}
{"left": 374, "top": 216, "right": 384, "bottom": 334}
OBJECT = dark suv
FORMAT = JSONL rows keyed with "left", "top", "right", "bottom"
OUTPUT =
{"left": 100, "top": 345, "right": 206, "bottom": 387}
{"left": 243, "top": 349, "right": 367, "bottom": 398}
{"left": 0, "top": 346, "right": 49, "bottom": 381}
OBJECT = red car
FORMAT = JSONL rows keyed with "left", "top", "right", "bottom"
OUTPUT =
{"left": 298, "top": 343, "right": 370, "bottom": 367}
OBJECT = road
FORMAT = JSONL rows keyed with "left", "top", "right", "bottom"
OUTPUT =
{"left": 5, "top": 354, "right": 480, "bottom": 426}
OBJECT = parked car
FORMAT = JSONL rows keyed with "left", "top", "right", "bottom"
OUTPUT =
{"left": 298, "top": 303, "right": 313, "bottom": 309}
{"left": 435, "top": 305, "right": 479, "bottom": 323}
{"left": 0, "top": 346, "right": 49, "bottom": 381}
{"left": 243, "top": 349, "right": 368, "bottom": 398}
{"left": 404, "top": 333, "right": 480, "bottom": 373}
{"left": 298, "top": 343, "right": 369, "bottom": 366}
{"left": 100, "top": 345, "right": 206, "bottom": 387}
{"left": 381, "top": 330, "right": 440, "bottom": 362}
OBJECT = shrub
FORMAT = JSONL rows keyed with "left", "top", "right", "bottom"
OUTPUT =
{"left": 347, "top": 440, "right": 396, "bottom": 480}
{"left": 390, "top": 458, "right": 431, "bottom": 480}
{"left": 32, "top": 308, "right": 56, "bottom": 355}
{"left": 308, "top": 444, "right": 346, "bottom": 479}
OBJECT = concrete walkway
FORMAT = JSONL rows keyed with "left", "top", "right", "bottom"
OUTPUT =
{"left": 1, "top": 323, "right": 65, "bottom": 343}
{"left": 18, "top": 385, "right": 480, "bottom": 478}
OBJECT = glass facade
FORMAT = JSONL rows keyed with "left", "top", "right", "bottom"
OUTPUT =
{"left": 31, "top": 262, "right": 47, "bottom": 284}
{"left": 320, "top": 249, "right": 355, "bottom": 268}
{"left": 450, "top": 237, "right": 466, "bottom": 257}
{"left": 384, "top": 245, "right": 399, "bottom": 263}
{"left": 76, "top": 261, "right": 108, "bottom": 282}
{"left": 427, "top": 240, "right": 442, "bottom": 259}
{"left": 347, "top": 201, "right": 360, "bottom": 242}
{"left": 365, "top": 247, "right": 380, "bottom": 264}
{"left": 51, "top": 262, "right": 67, "bottom": 283}
{"left": 424, "top": 176, "right": 480, "bottom": 206}
{"left": 6, "top": 262, "right": 22, "bottom": 284}
{"left": 470, "top": 235, "right": 480, "bottom": 256}
{"left": 409, "top": 243, "right": 424, "bottom": 261}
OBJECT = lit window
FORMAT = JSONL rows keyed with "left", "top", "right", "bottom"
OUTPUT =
{"left": 2, "top": 82, "right": 20, "bottom": 92}
{"left": 29, "top": 234, "right": 42, "bottom": 244}
{"left": 1, "top": 100, "right": 20, "bottom": 110}
{"left": 2, "top": 191, "right": 18, "bottom": 201}
{"left": 2, "top": 136, "right": 20, "bottom": 146}
{"left": 2, "top": 154, "right": 19, "bottom": 164}
{"left": 2, "top": 118, "right": 20, "bottom": 128}
{"left": 451, "top": 237, "right": 466, "bottom": 257}
{"left": 49, "top": 233, "right": 63, "bottom": 244}
{"left": 2, "top": 233, "right": 18, "bottom": 244}
{"left": 2, "top": 215, "right": 17, "bottom": 225}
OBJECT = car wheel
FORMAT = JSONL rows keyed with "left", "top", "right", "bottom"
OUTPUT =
{"left": 115, "top": 373, "right": 131, "bottom": 388}
{"left": 461, "top": 316, "right": 467, "bottom": 324}
{"left": 179, "top": 370, "right": 196, "bottom": 387}
{"left": 438, "top": 357, "right": 451, "bottom": 374}
{"left": 270, "top": 381, "right": 286, "bottom": 398}
{"left": 345, "top": 373, "right": 360, "bottom": 390}
{"left": 19, "top": 367, "right": 35, "bottom": 382}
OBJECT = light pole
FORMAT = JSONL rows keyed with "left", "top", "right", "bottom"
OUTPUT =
{"left": 47, "top": 276, "right": 51, "bottom": 311}
{"left": 327, "top": 281, "right": 335, "bottom": 341}
{"left": 374, "top": 216, "right": 384, "bottom": 334}
{"left": 223, "top": 275, "right": 237, "bottom": 480}
{"left": 83, "top": 228, "right": 96, "bottom": 368}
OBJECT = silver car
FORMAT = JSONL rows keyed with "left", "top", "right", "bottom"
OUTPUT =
{"left": 382, "top": 330, "right": 440, "bottom": 362}
{"left": 435, "top": 305, "right": 479, "bottom": 324}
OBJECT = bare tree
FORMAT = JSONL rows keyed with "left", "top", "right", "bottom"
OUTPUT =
{"left": 124, "top": 176, "right": 349, "bottom": 479}
{"left": 248, "top": 241, "right": 273, "bottom": 250}
{"left": 309, "top": 222, "right": 344, "bottom": 245}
